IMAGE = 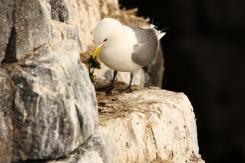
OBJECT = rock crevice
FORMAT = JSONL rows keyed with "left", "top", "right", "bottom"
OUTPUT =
{"left": 2, "top": 21, "right": 17, "bottom": 63}
{"left": 0, "top": 0, "right": 16, "bottom": 63}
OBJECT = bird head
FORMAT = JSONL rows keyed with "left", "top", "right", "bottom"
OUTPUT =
{"left": 92, "top": 17, "right": 123, "bottom": 59}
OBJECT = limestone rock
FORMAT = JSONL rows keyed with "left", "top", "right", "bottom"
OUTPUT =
{"left": 95, "top": 86, "right": 204, "bottom": 163}
{"left": 0, "top": 0, "right": 15, "bottom": 63}
{"left": 3, "top": 41, "right": 98, "bottom": 161}
{"left": 0, "top": 69, "right": 14, "bottom": 163}
{"left": 0, "top": 0, "right": 100, "bottom": 161}
{"left": 47, "top": 83, "right": 204, "bottom": 163}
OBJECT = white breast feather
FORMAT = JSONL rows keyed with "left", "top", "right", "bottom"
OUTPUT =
{"left": 99, "top": 25, "right": 141, "bottom": 72}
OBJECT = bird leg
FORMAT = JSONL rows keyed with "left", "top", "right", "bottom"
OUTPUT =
{"left": 125, "top": 72, "right": 133, "bottom": 93}
{"left": 106, "top": 70, "right": 117, "bottom": 94}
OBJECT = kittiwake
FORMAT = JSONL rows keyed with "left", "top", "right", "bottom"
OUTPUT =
{"left": 93, "top": 17, "right": 165, "bottom": 93}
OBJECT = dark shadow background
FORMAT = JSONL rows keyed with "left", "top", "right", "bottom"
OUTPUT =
{"left": 120, "top": 0, "right": 245, "bottom": 162}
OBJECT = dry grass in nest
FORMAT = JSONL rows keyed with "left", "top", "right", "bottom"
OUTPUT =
{"left": 80, "top": 45, "right": 95, "bottom": 65}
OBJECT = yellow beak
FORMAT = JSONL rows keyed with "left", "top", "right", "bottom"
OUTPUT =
{"left": 92, "top": 43, "right": 104, "bottom": 59}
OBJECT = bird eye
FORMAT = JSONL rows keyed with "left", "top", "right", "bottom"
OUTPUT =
{"left": 103, "top": 38, "right": 107, "bottom": 42}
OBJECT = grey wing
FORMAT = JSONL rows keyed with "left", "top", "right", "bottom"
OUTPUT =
{"left": 131, "top": 27, "right": 159, "bottom": 67}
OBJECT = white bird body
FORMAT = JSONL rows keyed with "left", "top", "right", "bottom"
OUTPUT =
{"left": 93, "top": 17, "right": 165, "bottom": 93}
{"left": 99, "top": 25, "right": 141, "bottom": 72}
{"left": 93, "top": 17, "right": 164, "bottom": 73}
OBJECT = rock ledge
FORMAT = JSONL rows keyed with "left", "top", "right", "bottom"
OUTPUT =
{"left": 95, "top": 84, "right": 204, "bottom": 163}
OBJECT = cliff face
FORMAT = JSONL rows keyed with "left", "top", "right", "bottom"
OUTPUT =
{"left": 0, "top": 0, "right": 99, "bottom": 161}
{"left": 0, "top": 0, "right": 203, "bottom": 163}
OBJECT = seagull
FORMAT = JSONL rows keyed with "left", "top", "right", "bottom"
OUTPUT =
{"left": 93, "top": 17, "right": 165, "bottom": 93}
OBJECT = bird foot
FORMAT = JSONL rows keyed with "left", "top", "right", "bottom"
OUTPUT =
{"left": 125, "top": 87, "right": 132, "bottom": 93}
{"left": 105, "top": 87, "right": 113, "bottom": 95}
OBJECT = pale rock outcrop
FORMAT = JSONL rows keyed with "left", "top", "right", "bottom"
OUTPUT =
{"left": 0, "top": 0, "right": 98, "bottom": 161}
{"left": 47, "top": 84, "right": 204, "bottom": 163}
{"left": 96, "top": 88, "right": 203, "bottom": 163}
{"left": 5, "top": 41, "right": 97, "bottom": 161}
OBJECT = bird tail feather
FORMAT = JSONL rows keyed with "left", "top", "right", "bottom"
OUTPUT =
{"left": 150, "top": 24, "right": 166, "bottom": 40}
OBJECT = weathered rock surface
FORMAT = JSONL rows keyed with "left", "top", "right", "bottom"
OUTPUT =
{"left": 0, "top": 40, "right": 98, "bottom": 162}
{"left": 96, "top": 87, "right": 203, "bottom": 163}
{"left": 0, "top": 0, "right": 15, "bottom": 63}
{"left": 47, "top": 83, "right": 204, "bottom": 163}
{"left": 0, "top": 69, "right": 14, "bottom": 163}
{"left": 0, "top": 0, "right": 99, "bottom": 161}
{"left": 5, "top": 41, "right": 97, "bottom": 161}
